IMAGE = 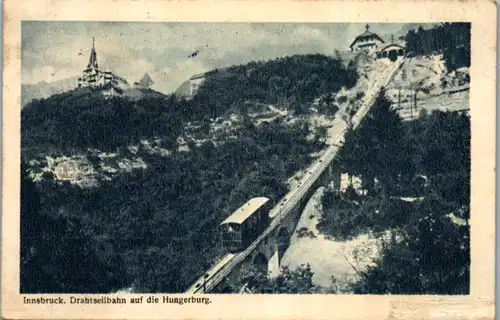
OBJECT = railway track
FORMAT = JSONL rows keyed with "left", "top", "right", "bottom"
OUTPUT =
{"left": 185, "top": 58, "right": 405, "bottom": 294}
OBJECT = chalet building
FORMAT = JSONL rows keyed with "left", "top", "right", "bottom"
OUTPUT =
{"left": 78, "top": 38, "right": 115, "bottom": 88}
{"left": 349, "top": 24, "right": 385, "bottom": 55}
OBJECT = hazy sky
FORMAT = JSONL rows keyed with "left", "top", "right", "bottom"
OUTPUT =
{"left": 22, "top": 22, "right": 434, "bottom": 94}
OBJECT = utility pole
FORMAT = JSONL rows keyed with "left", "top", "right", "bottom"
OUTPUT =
{"left": 410, "top": 89, "right": 413, "bottom": 120}
{"left": 413, "top": 89, "right": 418, "bottom": 119}
{"left": 397, "top": 87, "right": 401, "bottom": 110}
{"left": 407, "top": 87, "right": 412, "bottom": 120}
{"left": 408, "top": 88, "right": 413, "bottom": 119}
{"left": 202, "top": 274, "right": 209, "bottom": 293}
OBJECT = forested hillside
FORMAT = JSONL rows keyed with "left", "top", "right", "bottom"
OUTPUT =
{"left": 20, "top": 22, "right": 474, "bottom": 296}
{"left": 22, "top": 89, "right": 183, "bottom": 155}
{"left": 21, "top": 53, "right": 354, "bottom": 293}
{"left": 320, "top": 90, "right": 470, "bottom": 294}
{"left": 22, "top": 53, "right": 356, "bottom": 155}
{"left": 22, "top": 120, "right": 322, "bottom": 292}
{"left": 192, "top": 54, "right": 358, "bottom": 116}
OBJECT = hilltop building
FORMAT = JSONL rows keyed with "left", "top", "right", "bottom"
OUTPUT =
{"left": 378, "top": 43, "right": 405, "bottom": 62}
{"left": 188, "top": 68, "right": 229, "bottom": 97}
{"left": 350, "top": 24, "right": 385, "bottom": 55}
{"left": 78, "top": 38, "right": 114, "bottom": 88}
{"left": 349, "top": 25, "right": 406, "bottom": 62}
{"left": 189, "top": 73, "right": 206, "bottom": 96}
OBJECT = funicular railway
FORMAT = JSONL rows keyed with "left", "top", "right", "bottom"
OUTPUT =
{"left": 186, "top": 58, "right": 406, "bottom": 294}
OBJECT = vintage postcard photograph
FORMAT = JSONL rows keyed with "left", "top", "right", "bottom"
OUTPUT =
{"left": 2, "top": 0, "right": 496, "bottom": 319}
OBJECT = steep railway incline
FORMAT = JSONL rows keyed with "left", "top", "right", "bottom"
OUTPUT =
{"left": 186, "top": 58, "right": 406, "bottom": 294}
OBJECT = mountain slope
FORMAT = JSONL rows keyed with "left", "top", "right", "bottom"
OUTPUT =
{"left": 21, "top": 73, "right": 132, "bottom": 107}
{"left": 21, "top": 76, "right": 80, "bottom": 107}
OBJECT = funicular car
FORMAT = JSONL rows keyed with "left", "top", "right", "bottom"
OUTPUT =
{"left": 220, "top": 197, "right": 272, "bottom": 253}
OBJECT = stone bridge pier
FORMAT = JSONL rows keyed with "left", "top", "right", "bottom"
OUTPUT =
{"left": 320, "top": 160, "right": 342, "bottom": 191}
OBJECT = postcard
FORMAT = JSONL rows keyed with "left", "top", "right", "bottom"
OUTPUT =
{"left": 2, "top": 0, "right": 496, "bottom": 319}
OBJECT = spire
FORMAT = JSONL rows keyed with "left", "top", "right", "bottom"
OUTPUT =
{"left": 365, "top": 24, "right": 370, "bottom": 32}
{"left": 391, "top": 34, "right": 395, "bottom": 43}
{"left": 87, "top": 37, "right": 98, "bottom": 69}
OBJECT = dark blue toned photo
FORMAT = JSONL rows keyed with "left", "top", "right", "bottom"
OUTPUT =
{"left": 20, "top": 22, "right": 470, "bottom": 294}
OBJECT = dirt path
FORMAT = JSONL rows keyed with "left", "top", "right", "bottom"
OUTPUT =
{"left": 281, "top": 187, "right": 381, "bottom": 291}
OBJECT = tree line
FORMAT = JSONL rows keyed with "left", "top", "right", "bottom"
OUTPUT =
{"left": 404, "top": 23, "right": 471, "bottom": 72}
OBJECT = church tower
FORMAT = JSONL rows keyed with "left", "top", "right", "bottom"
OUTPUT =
{"left": 78, "top": 37, "right": 112, "bottom": 88}
{"left": 88, "top": 37, "right": 98, "bottom": 70}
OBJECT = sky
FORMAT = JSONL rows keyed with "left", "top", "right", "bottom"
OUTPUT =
{"left": 22, "top": 22, "right": 435, "bottom": 94}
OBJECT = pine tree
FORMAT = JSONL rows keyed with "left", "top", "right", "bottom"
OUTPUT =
{"left": 339, "top": 88, "right": 412, "bottom": 195}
